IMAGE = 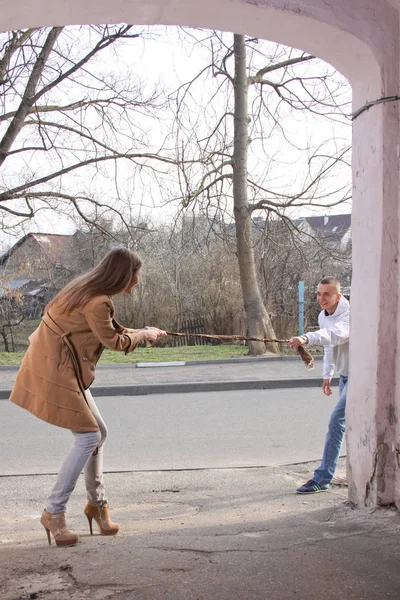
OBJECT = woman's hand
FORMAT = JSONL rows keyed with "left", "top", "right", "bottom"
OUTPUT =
{"left": 138, "top": 327, "right": 167, "bottom": 343}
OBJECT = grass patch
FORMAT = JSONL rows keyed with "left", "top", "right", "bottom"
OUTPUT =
{"left": 0, "top": 351, "right": 26, "bottom": 366}
{"left": 0, "top": 344, "right": 250, "bottom": 367}
{"left": 100, "top": 344, "right": 249, "bottom": 364}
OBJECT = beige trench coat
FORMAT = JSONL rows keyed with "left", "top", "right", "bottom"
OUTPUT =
{"left": 10, "top": 295, "right": 141, "bottom": 432}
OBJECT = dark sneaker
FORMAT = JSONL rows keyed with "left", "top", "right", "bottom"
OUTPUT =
{"left": 296, "top": 479, "right": 329, "bottom": 494}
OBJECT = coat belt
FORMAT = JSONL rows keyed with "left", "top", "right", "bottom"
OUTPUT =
{"left": 41, "top": 312, "right": 87, "bottom": 393}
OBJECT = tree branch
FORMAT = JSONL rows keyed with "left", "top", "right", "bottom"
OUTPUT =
{"left": 0, "top": 29, "right": 39, "bottom": 84}
{"left": 0, "top": 27, "right": 63, "bottom": 167}
{"left": 0, "top": 151, "right": 178, "bottom": 202}
{"left": 0, "top": 99, "right": 87, "bottom": 123}
{"left": 33, "top": 25, "right": 138, "bottom": 103}
{"left": 249, "top": 54, "right": 315, "bottom": 84}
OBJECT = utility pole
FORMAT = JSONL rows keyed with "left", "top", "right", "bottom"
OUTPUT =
{"left": 298, "top": 280, "right": 305, "bottom": 335}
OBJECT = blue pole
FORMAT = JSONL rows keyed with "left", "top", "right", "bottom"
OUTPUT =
{"left": 298, "top": 280, "right": 305, "bottom": 336}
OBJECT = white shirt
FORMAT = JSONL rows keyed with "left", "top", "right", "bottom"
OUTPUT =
{"left": 305, "top": 296, "right": 350, "bottom": 379}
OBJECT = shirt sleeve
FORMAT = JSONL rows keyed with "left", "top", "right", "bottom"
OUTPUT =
{"left": 305, "top": 314, "right": 349, "bottom": 348}
{"left": 83, "top": 298, "right": 141, "bottom": 354}
{"left": 322, "top": 345, "right": 335, "bottom": 379}
{"left": 305, "top": 307, "right": 349, "bottom": 379}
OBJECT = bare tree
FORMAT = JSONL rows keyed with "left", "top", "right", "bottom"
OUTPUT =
{"left": 0, "top": 283, "right": 25, "bottom": 351}
{"left": 168, "top": 31, "right": 351, "bottom": 354}
{"left": 232, "top": 34, "right": 278, "bottom": 353}
{"left": 1, "top": 209, "right": 351, "bottom": 351}
{"left": 254, "top": 216, "right": 352, "bottom": 338}
{"left": 0, "top": 25, "right": 175, "bottom": 241}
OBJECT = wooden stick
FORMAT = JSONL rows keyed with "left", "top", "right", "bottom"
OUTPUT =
{"left": 166, "top": 331, "right": 289, "bottom": 343}
{"left": 164, "top": 331, "right": 314, "bottom": 370}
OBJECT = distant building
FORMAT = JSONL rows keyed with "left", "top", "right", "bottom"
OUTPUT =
{"left": 294, "top": 214, "right": 351, "bottom": 253}
{"left": 0, "top": 232, "right": 93, "bottom": 315}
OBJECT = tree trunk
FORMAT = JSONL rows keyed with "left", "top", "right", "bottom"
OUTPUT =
{"left": 232, "top": 34, "right": 278, "bottom": 355}
{"left": 0, "top": 327, "right": 10, "bottom": 352}
{"left": 0, "top": 27, "right": 63, "bottom": 167}
{"left": 9, "top": 323, "right": 15, "bottom": 352}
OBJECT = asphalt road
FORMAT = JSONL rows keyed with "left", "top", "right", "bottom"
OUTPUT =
{"left": 0, "top": 386, "right": 341, "bottom": 476}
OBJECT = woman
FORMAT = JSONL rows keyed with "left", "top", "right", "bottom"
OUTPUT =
{"left": 10, "top": 248, "right": 166, "bottom": 547}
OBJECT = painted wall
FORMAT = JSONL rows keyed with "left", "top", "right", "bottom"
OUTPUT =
{"left": 1, "top": 0, "right": 399, "bottom": 506}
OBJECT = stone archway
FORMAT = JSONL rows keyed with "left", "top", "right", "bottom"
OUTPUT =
{"left": 2, "top": 0, "right": 399, "bottom": 507}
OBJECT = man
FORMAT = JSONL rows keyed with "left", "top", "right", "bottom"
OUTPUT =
{"left": 289, "top": 276, "right": 350, "bottom": 494}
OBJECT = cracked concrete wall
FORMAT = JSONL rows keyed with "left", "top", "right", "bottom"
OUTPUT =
{"left": 1, "top": 0, "right": 399, "bottom": 506}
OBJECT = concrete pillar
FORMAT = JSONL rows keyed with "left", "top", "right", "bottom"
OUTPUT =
{"left": 1, "top": 0, "right": 400, "bottom": 506}
{"left": 347, "top": 16, "right": 400, "bottom": 506}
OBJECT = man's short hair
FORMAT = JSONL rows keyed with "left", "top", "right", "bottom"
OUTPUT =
{"left": 319, "top": 276, "right": 341, "bottom": 293}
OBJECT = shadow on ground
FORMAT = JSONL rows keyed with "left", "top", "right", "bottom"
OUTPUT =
{"left": 1, "top": 461, "right": 399, "bottom": 600}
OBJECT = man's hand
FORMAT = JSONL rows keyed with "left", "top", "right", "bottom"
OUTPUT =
{"left": 322, "top": 379, "right": 332, "bottom": 396}
{"left": 289, "top": 336, "right": 306, "bottom": 349}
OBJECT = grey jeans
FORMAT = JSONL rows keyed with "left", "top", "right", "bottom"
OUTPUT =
{"left": 47, "top": 390, "right": 108, "bottom": 514}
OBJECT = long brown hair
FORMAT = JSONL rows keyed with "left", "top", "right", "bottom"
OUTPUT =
{"left": 46, "top": 248, "right": 142, "bottom": 313}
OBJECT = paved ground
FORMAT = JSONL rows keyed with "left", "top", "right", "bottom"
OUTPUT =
{"left": 1, "top": 358, "right": 399, "bottom": 599}
{"left": 2, "top": 387, "right": 339, "bottom": 475}
{"left": 1, "top": 460, "right": 400, "bottom": 600}
{"left": 0, "top": 355, "right": 331, "bottom": 398}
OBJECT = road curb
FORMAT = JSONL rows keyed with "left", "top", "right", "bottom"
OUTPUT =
{"left": 0, "top": 376, "right": 338, "bottom": 400}
{"left": 0, "top": 354, "right": 323, "bottom": 372}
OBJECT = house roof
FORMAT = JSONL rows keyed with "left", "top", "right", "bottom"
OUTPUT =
{"left": 295, "top": 214, "right": 351, "bottom": 239}
{"left": 0, "top": 278, "right": 49, "bottom": 297}
{"left": 0, "top": 278, "right": 32, "bottom": 294}
{"left": 0, "top": 232, "right": 81, "bottom": 271}
{"left": 31, "top": 233, "right": 79, "bottom": 268}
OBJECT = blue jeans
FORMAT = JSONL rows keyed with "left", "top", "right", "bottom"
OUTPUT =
{"left": 313, "top": 375, "right": 348, "bottom": 486}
